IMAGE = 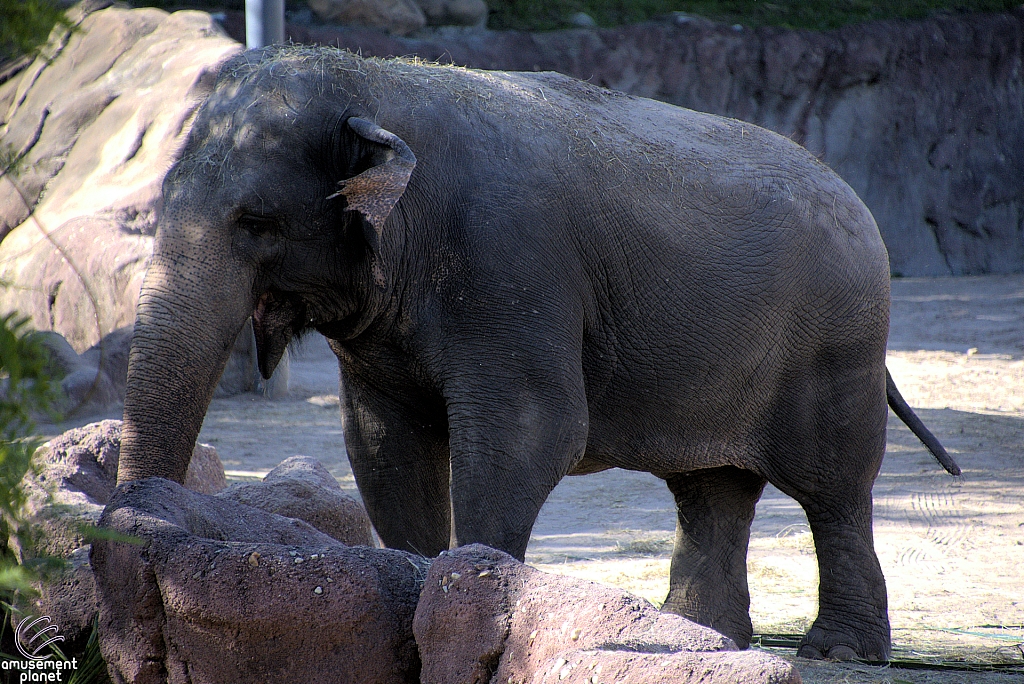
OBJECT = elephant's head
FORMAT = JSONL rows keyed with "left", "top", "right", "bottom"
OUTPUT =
{"left": 117, "top": 48, "right": 416, "bottom": 484}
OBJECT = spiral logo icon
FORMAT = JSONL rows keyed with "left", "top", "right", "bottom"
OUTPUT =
{"left": 15, "top": 616, "right": 64, "bottom": 661}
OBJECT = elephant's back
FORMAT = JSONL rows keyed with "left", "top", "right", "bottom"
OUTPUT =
{"left": 509, "top": 71, "right": 894, "bottom": 470}
{"left": 484, "top": 69, "right": 887, "bottom": 267}
{"left": 417, "top": 63, "right": 893, "bottom": 359}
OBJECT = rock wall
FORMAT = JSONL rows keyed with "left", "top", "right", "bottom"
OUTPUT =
{"left": 235, "top": 9, "right": 1024, "bottom": 276}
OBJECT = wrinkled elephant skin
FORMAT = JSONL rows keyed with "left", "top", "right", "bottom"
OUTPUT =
{"left": 117, "top": 45, "right": 954, "bottom": 661}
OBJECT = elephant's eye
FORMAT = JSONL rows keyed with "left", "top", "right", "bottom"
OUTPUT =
{"left": 238, "top": 214, "right": 278, "bottom": 236}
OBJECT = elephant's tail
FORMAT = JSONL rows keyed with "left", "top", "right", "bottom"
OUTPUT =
{"left": 886, "top": 368, "right": 961, "bottom": 476}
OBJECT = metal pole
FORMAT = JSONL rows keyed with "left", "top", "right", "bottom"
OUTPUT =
{"left": 245, "top": 0, "right": 285, "bottom": 48}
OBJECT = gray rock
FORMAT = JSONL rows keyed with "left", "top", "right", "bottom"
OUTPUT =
{"left": 37, "top": 331, "right": 84, "bottom": 377}
{"left": 92, "top": 477, "right": 426, "bottom": 684}
{"left": 569, "top": 12, "right": 596, "bottom": 28}
{"left": 60, "top": 366, "right": 119, "bottom": 415}
{"left": 80, "top": 326, "right": 133, "bottom": 399}
{"left": 307, "top": 0, "right": 426, "bottom": 35}
{"left": 36, "top": 328, "right": 131, "bottom": 415}
{"left": 219, "top": 455, "right": 373, "bottom": 546}
{"left": 414, "top": 545, "right": 799, "bottom": 684}
{"left": 417, "top": 0, "right": 488, "bottom": 27}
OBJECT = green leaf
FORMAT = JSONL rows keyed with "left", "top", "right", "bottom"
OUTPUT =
{"left": 0, "top": 0, "right": 71, "bottom": 62}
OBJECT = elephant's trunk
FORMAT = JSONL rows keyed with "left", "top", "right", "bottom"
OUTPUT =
{"left": 117, "top": 242, "right": 254, "bottom": 485}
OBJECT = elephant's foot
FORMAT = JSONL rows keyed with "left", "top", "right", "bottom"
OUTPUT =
{"left": 792, "top": 480, "right": 891, "bottom": 663}
{"left": 797, "top": 622, "right": 890, "bottom": 662}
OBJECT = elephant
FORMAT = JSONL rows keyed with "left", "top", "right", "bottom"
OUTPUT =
{"left": 115, "top": 45, "right": 960, "bottom": 662}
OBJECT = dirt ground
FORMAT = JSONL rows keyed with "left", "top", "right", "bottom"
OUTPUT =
{"left": 69, "top": 275, "right": 1024, "bottom": 682}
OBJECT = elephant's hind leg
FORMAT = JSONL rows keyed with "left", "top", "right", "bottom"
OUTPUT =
{"left": 662, "top": 466, "right": 766, "bottom": 648}
{"left": 769, "top": 365, "right": 891, "bottom": 661}
{"left": 795, "top": 486, "right": 890, "bottom": 661}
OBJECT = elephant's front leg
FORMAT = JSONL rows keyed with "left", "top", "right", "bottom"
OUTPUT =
{"left": 662, "top": 466, "right": 766, "bottom": 648}
{"left": 444, "top": 356, "right": 589, "bottom": 560}
{"left": 341, "top": 369, "right": 452, "bottom": 558}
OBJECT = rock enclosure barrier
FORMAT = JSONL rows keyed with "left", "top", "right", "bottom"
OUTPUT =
{"left": 13, "top": 420, "right": 226, "bottom": 652}
{"left": 416, "top": 544, "right": 800, "bottom": 684}
{"left": 91, "top": 475, "right": 798, "bottom": 682}
{"left": 17, "top": 417, "right": 797, "bottom": 682}
{"left": 15, "top": 420, "right": 372, "bottom": 657}
{"left": 93, "top": 477, "right": 418, "bottom": 684}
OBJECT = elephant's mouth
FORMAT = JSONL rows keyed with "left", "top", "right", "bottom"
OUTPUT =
{"left": 252, "top": 289, "right": 306, "bottom": 379}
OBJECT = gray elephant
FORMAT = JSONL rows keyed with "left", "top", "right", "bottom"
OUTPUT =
{"left": 116, "top": 45, "right": 959, "bottom": 662}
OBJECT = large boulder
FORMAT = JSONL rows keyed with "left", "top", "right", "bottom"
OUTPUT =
{"left": 20, "top": 420, "right": 226, "bottom": 559}
{"left": 16, "top": 420, "right": 375, "bottom": 662}
{"left": 13, "top": 420, "right": 226, "bottom": 650}
{"left": 92, "top": 477, "right": 425, "bottom": 684}
{"left": 414, "top": 545, "right": 800, "bottom": 684}
{"left": 219, "top": 455, "right": 373, "bottom": 546}
{"left": 306, "top": 0, "right": 426, "bottom": 35}
{"left": 417, "top": 0, "right": 488, "bottom": 27}
{"left": 38, "top": 327, "right": 133, "bottom": 415}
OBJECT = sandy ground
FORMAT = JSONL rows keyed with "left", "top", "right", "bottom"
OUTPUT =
{"left": 67, "top": 276, "right": 1024, "bottom": 682}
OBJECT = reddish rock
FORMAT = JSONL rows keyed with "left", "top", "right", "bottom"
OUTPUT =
{"left": 15, "top": 420, "right": 225, "bottom": 650}
{"left": 531, "top": 649, "right": 800, "bottom": 684}
{"left": 23, "top": 420, "right": 225, "bottom": 556}
{"left": 414, "top": 545, "right": 799, "bottom": 684}
{"left": 92, "top": 478, "right": 426, "bottom": 684}
{"left": 185, "top": 443, "right": 227, "bottom": 494}
{"left": 218, "top": 455, "right": 372, "bottom": 546}
{"left": 20, "top": 546, "right": 97, "bottom": 655}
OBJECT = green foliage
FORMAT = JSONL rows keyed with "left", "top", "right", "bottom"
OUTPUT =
{"left": 65, "top": 619, "right": 112, "bottom": 684}
{"left": 0, "top": 611, "right": 112, "bottom": 684}
{"left": 0, "top": 313, "right": 56, "bottom": 594}
{"left": 486, "top": 0, "right": 1022, "bottom": 31}
{"left": 0, "top": 0, "right": 70, "bottom": 62}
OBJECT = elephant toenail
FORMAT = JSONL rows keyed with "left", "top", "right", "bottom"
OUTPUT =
{"left": 826, "top": 645, "right": 859, "bottom": 661}
{"left": 797, "top": 645, "right": 825, "bottom": 660}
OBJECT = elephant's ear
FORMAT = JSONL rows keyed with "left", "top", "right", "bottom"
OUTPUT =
{"left": 329, "top": 117, "right": 416, "bottom": 255}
